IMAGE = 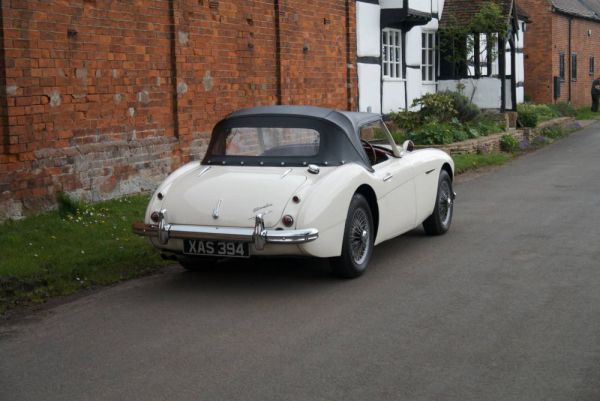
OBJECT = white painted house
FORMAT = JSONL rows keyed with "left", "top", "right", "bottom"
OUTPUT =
{"left": 356, "top": 0, "right": 527, "bottom": 113}
{"left": 356, "top": 0, "right": 446, "bottom": 114}
{"left": 436, "top": 0, "right": 528, "bottom": 111}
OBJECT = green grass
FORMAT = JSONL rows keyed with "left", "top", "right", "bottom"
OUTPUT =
{"left": 453, "top": 153, "right": 514, "bottom": 174}
{"left": 0, "top": 195, "right": 167, "bottom": 314}
{"left": 575, "top": 107, "right": 600, "bottom": 120}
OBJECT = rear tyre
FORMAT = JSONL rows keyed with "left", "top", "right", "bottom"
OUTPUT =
{"left": 179, "top": 256, "right": 218, "bottom": 272}
{"left": 423, "top": 170, "right": 454, "bottom": 235}
{"left": 330, "top": 193, "right": 374, "bottom": 279}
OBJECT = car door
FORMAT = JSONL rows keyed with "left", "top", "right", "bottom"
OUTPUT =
{"left": 359, "top": 120, "right": 418, "bottom": 244}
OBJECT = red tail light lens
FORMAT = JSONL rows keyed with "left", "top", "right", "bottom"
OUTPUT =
{"left": 282, "top": 215, "right": 294, "bottom": 227}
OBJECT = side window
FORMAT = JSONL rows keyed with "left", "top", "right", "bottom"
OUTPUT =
{"left": 359, "top": 120, "right": 396, "bottom": 166}
{"left": 360, "top": 120, "right": 389, "bottom": 143}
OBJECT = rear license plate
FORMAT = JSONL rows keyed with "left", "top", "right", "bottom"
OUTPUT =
{"left": 183, "top": 239, "right": 249, "bottom": 258}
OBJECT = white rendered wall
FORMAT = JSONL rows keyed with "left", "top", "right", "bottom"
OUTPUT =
{"left": 438, "top": 78, "right": 503, "bottom": 109}
{"left": 356, "top": 2, "right": 381, "bottom": 57}
{"left": 358, "top": 63, "right": 382, "bottom": 113}
{"left": 380, "top": 0, "right": 404, "bottom": 9}
{"left": 382, "top": 81, "right": 405, "bottom": 113}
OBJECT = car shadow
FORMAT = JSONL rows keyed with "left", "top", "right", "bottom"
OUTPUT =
{"left": 157, "top": 228, "right": 428, "bottom": 295}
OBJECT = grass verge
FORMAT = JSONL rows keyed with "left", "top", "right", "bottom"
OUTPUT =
{"left": 575, "top": 107, "right": 600, "bottom": 120}
{"left": 452, "top": 152, "right": 514, "bottom": 175}
{"left": 0, "top": 195, "right": 168, "bottom": 315}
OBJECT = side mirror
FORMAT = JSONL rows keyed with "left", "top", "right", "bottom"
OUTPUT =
{"left": 402, "top": 140, "right": 414, "bottom": 152}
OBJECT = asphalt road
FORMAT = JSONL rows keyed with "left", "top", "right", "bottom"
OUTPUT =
{"left": 2, "top": 123, "right": 600, "bottom": 401}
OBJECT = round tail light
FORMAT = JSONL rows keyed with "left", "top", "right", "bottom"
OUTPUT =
{"left": 282, "top": 215, "right": 294, "bottom": 227}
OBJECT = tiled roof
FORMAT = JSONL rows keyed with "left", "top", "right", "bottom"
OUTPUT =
{"left": 551, "top": 0, "right": 600, "bottom": 20}
{"left": 440, "top": 0, "right": 514, "bottom": 28}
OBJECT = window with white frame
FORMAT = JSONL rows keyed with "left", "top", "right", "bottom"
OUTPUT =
{"left": 382, "top": 28, "right": 402, "bottom": 79}
{"left": 422, "top": 31, "right": 436, "bottom": 82}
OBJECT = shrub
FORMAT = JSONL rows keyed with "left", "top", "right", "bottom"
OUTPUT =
{"left": 517, "top": 104, "right": 539, "bottom": 128}
{"left": 548, "top": 102, "right": 576, "bottom": 117}
{"left": 443, "top": 90, "right": 481, "bottom": 122}
{"left": 499, "top": 134, "right": 519, "bottom": 152}
{"left": 411, "top": 92, "right": 457, "bottom": 122}
{"left": 389, "top": 110, "right": 421, "bottom": 131}
{"left": 518, "top": 103, "right": 561, "bottom": 127}
{"left": 406, "top": 120, "right": 474, "bottom": 145}
{"left": 57, "top": 192, "right": 86, "bottom": 217}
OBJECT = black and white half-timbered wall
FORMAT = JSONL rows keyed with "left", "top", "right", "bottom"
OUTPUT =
{"left": 356, "top": 0, "right": 445, "bottom": 113}
{"left": 437, "top": 0, "right": 528, "bottom": 111}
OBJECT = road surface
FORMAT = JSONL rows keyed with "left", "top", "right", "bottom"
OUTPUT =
{"left": 1, "top": 123, "right": 600, "bottom": 401}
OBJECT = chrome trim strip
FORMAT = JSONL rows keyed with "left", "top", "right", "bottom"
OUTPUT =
{"left": 197, "top": 166, "right": 212, "bottom": 177}
{"left": 280, "top": 168, "right": 293, "bottom": 179}
{"left": 132, "top": 221, "right": 319, "bottom": 246}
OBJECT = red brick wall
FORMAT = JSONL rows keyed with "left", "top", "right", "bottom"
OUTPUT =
{"left": 522, "top": 0, "right": 554, "bottom": 104}
{"left": 522, "top": 0, "right": 600, "bottom": 107}
{"left": 0, "top": 0, "right": 357, "bottom": 219}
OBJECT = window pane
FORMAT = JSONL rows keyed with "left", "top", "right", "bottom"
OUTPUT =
{"left": 422, "top": 67, "right": 426, "bottom": 81}
{"left": 429, "top": 66, "right": 434, "bottom": 81}
{"left": 428, "top": 33, "right": 433, "bottom": 48}
{"left": 224, "top": 128, "right": 320, "bottom": 157}
{"left": 396, "top": 64, "right": 400, "bottom": 78}
{"left": 383, "top": 31, "right": 388, "bottom": 45}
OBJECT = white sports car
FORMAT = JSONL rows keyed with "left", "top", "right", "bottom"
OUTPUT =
{"left": 133, "top": 106, "right": 455, "bottom": 278}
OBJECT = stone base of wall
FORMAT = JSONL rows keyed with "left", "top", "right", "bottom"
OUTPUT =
{"left": 415, "top": 117, "right": 576, "bottom": 155}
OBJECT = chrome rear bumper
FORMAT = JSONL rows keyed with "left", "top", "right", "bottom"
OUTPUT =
{"left": 132, "top": 212, "right": 318, "bottom": 250}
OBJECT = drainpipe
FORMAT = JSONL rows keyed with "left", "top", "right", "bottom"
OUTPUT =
{"left": 568, "top": 16, "right": 572, "bottom": 103}
{"left": 274, "top": 0, "right": 282, "bottom": 105}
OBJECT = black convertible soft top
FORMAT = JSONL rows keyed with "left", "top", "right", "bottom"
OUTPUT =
{"left": 202, "top": 106, "right": 381, "bottom": 170}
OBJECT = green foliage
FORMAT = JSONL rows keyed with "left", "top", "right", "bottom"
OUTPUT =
{"left": 540, "top": 125, "right": 565, "bottom": 139}
{"left": 444, "top": 90, "right": 481, "bottom": 122}
{"left": 452, "top": 152, "right": 514, "bottom": 174}
{"left": 439, "top": 2, "right": 508, "bottom": 71}
{"left": 411, "top": 92, "right": 457, "bottom": 122}
{"left": 575, "top": 107, "right": 600, "bottom": 120}
{"left": 517, "top": 103, "right": 562, "bottom": 127}
{"left": 0, "top": 195, "right": 167, "bottom": 314}
{"left": 548, "top": 102, "right": 576, "bottom": 117}
{"left": 388, "top": 91, "right": 502, "bottom": 146}
{"left": 389, "top": 110, "right": 422, "bottom": 131}
{"left": 57, "top": 192, "right": 86, "bottom": 218}
{"left": 406, "top": 117, "right": 502, "bottom": 146}
{"left": 406, "top": 120, "right": 458, "bottom": 145}
{"left": 499, "top": 134, "right": 519, "bottom": 152}
{"left": 517, "top": 104, "right": 539, "bottom": 127}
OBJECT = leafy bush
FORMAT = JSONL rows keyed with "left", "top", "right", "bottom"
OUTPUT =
{"left": 517, "top": 103, "right": 560, "bottom": 127}
{"left": 443, "top": 90, "right": 481, "bottom": 122}
{"left": 57, "top": 192, "right": 86, "bottom": 217}
{"left": 389, "top": 110, "right": 421, "bottom": 131}
{"left": 406, "top": 120, "right": 459, "bottom": 145}
{"left": 411, "top": 92, "right": 457, "bottom": 122}
{"left": 499, "top": 134, "right": 519, "bottom": 152}
{"left": 517, "top": 104, "right": 539, "bottom": 127}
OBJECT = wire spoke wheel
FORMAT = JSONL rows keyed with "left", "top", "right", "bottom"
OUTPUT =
{"left": 423, "top": 169, "right": 454, "bottom": 236}
{"left": 330, "top": 193, "right": 374, "bottom": 279}
{"left": 438, "top": 180, "right": 452, "bottom": 228}
{"left": 350, "top": 208, "right": 370, "bottom": 265}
